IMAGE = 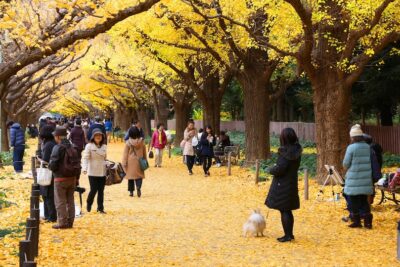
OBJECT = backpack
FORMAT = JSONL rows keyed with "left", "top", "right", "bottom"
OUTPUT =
{"left": 370, "top": 148, "right": 382, "bottom": 183}
{"left": 58, "top": 144, "right": 81, "bottom": 177}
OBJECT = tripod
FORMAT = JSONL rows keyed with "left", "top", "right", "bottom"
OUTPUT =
{"left": 317, "top": 165, "right": 343, "bottom": 203}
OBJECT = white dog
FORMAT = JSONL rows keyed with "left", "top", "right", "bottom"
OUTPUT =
{"left": 243, "top": 209, "right": 266, "bottom": 237}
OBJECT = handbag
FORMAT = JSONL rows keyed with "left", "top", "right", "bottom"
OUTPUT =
{"left": 105, "top": 161, "right": 125, "bottom": 185}
{"left": 148, "top": 150, "right": 154, "bottom": 159}
{"left": 131, "top": 146, "right": 149, "bottom": 172}
{"left": 37, "top": 161, "right": 52, "bottom": 186}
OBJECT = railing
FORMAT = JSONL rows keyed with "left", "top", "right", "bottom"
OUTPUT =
{"left": 19, "top": 157, "right": 40, "bottom": 267}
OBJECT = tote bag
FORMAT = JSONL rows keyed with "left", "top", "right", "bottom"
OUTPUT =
{"left": 37, "top": 161, "right": 52, "bottom": 186}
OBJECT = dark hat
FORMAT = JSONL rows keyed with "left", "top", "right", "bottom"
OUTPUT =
{"left": 53, "top": 126, "right": 67, "bottom": 137}
{"left": 90, "top": 128, "right": 104, "bottom": 141}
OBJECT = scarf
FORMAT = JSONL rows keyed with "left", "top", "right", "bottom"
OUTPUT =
{"left": 158, "top": 130, "right": 163, "bottom": 144}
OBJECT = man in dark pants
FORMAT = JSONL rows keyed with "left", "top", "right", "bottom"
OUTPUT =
{"left": 49, "top": 127, "right": 78, "bottom": 229}
{"left": 7, "top": 121, "right": 26, "bottom": 173}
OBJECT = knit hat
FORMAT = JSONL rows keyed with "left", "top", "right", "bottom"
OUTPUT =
{"left": 350, "top": 124, "right": 363, "bottom": 137}
{"left": 52, "top": 126, "right": 67, "bottom": 137}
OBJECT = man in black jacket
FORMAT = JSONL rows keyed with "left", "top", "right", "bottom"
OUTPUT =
{"left": 49, "top": 127, "right": 77, "bottom": 229}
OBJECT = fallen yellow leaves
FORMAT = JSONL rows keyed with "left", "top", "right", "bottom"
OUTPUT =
{"left": 1, "top": 140, "right": 400, "bottom": 266}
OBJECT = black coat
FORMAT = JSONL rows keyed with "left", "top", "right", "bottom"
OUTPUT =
{"left": 39, "top": 139, "right": 56, "bottom": 197}
{"left": 265, "top": 143, "right": 302, "bottom": 211}
{"left": 200, "top": 133, "right": 216, "bottom": 157}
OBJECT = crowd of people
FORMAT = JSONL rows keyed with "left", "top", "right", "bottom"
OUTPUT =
{"left": 5, "top": 115, "right": 385, "bottom": 242}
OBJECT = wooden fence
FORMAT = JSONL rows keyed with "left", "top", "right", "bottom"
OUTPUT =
{"left": 157, "top": 119, "right": 400, "bottom": 154}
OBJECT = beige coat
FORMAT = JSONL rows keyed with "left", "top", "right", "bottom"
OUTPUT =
{"left": 82, "top": 143, "right": 107, "bottom": 177}
{"left": 122, "top": 138, "right": 147, "bottom": 180}
{"left": 182, "top": 128, "right": 197, "bottom": 156}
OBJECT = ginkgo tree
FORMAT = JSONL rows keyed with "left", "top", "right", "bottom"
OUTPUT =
{"left": 0, "top": 0, "right": 160, "bottom": 150}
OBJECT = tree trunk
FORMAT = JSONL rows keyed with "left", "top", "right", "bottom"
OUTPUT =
{"left": 173, "top": 101, "right": 191, "bottom": 147}
{"left": 153, "top": 92, "right": 169, "bottom": 128}
{"left": 312, "top": 73, "right": 351, "bottom": 183}
{"left": 238, "top": 72, "right": 270, "bottom": 162}
{"left": 276, "top": 96, "right": 284, "bottom": 122}
{"left": 114, "top": 106, "right": 136, "bottom": 131}
{"left": 379, "top": 104, "right": 393, "bottom": 126}
{"left": 138, "top": 107, "right": 152, "bottom": 138}
{"left": 1, "top": 99, "right": 9, "bottom": 151}
{"left": 202, "top": 95, "right": 222, "bottom": 135}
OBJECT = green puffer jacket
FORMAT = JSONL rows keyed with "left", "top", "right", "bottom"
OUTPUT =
{"left": 343, "top": 142, "right": 373, "bottom": 196}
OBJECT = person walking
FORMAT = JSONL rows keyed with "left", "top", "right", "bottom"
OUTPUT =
{"left": 199, "top": 126, "right": 216, "bottom": 177}
{"left": 122, "top": 127, "right": 147, "bottom": 197}
{"left": 104, "top": 118, "right": 113, "bottom": 143}
{"left": 265, "top": 128, "right": 302, "bottom": 242}
{"left": 7, "top": 121, "right": 26, "bottom": 173}
{"left": 150, "top": 123, "right": 167, "bottom": 168}
{"left": 183, "top": 120, "right": 197, "bottom": 175}
{"left": 48, "top": 126, "right": 80, "bottom": 229}
{"left": 38, "top": 125, "right": 57, "bottom": 223}
{"left": 343, "top": 124, "right": 374, "bottom": 229}
{"left": 82, "top": 129, "right": 107, "bottom": 213}
{"left": 69, "top": 118, "right": 86, "bottom": 182}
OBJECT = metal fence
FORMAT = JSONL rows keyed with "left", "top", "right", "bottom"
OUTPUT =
{"left": 157, "top": 119, "right": 400, "bottom": 154}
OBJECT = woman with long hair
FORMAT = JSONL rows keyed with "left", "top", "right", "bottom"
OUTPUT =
{"left": 265, "top": 128, "right": 302, "bottom": 242}
{"left": 199, "top": 125, "right": 216, "bottom": 177}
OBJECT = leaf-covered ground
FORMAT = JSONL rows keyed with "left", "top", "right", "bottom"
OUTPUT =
{"left": 1, "top": 141, "right": 400, "bottom": 266}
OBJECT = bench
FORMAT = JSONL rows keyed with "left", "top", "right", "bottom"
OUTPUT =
{"left": 215, "top": 145, "right": 241, "bottom": 165}
{"left": 375, "top": 185, "right": 400, "bottom": 205}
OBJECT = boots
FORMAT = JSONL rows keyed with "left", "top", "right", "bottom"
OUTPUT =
{"left": 364, "top": 213, "right": 373, "bottom": 229}
{"left": 348, "top": 214, "right": 362, "bottom": 228}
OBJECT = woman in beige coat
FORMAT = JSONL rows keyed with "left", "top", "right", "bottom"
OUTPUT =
{"left": 122, "top": 126, "right": 147, "bottom": 197}
{"left": 182, "top": 120, "right": 197, "bottom": 175}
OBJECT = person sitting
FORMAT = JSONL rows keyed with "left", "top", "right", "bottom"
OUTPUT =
{"left": 214, "top": 131, "right": 231, "bottom": 167}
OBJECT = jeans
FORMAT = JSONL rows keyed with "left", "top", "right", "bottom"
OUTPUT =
{"left": 348, "top": 195, "right": 370, "bottom": 216}
{"left": 128, "top": 179, "right": 143, "bottom": 192}
{"left": 87, "top": 176, "right": 106, "bottom": 212}
{"left": 54, "top": 179, "right": 76, "bottom": 227}
{"left": 13, "top": 145, "right": 25, "bottom": 172}
{"left": 185, "top": 155, "right": 195, "bottom": 172}
{"left": 279, "top": 210, "right": 294, "bottom": 237}
{"left": 202, "top": 156, "right": 212, "bottom": 174}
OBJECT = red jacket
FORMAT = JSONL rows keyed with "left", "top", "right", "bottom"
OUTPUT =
{"left": 151, "top": 130, "right": 167, "bottom": 149}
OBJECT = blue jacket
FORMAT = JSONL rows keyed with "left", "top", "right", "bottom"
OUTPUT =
{"left": 343, "top": 142, "right": 373, "bottom": 196}
{"left": 199, "top": 133, "right": 216, "bottom": 157}
{"left": 104, "top": 121, "right": 113, "bottom": 132}
{"left": 10, "top": 123, "right": 25, "bottom": 147}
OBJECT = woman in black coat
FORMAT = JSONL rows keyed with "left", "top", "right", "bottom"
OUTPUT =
{"left": 265, "top": 128, "right": 302, "bottom": 242}
{"left": 199, "top": 126, "right": 216, "bottom": 177}
{"left": 39, "top": 125, "right": 57, "bottom": 222}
